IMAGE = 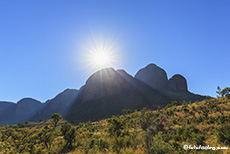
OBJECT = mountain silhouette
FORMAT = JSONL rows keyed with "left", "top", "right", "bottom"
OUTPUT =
{"left": 0, "top": 63, "right": 206, "bottom": 125}
{"left": 135, "top": 64, "right": 205, "bottom": 102}
{"left": 30, "top": 89, "right": 79, "bottom": 121}
{"left": 0, "top": 98, "right": 42, "bottom": 125}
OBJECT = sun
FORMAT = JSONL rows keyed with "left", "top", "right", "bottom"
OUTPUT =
{"left": 93, "top": 52, "right": 110, "bottom": 66}
{"left": 80, "top": 36, "right": 120, "bottom": 72}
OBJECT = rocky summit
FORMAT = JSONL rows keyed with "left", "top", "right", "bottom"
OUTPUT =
{"left": 135, "top": 64, "right": 168, "bottom": 89}
{"left": 135, "top": 63, "right": 188, "bottom": 91}
{"left": 134, "top": 64, "right": 205, "bottom": 102}
{"left": 167, "top": 74, "right": 188, "bottom": 91}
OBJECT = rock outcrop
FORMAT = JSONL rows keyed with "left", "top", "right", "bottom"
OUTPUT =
{"left": 135, "top": 64, "right": 188, "bottom": 91}
{"left": 135, "top": 64, "right": 168, "bottom": 89}
{"left": 135, "top": 64, "right": 205, "bottom": 102}
{"left": 167, "top": 74, "right": 188, "bottom": 91}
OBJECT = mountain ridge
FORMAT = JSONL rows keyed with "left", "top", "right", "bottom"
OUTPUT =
{"left": 0, "top": 63, "right": 206, "bottom": 125}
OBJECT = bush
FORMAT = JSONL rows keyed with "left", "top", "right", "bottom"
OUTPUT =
{"left": 61, "top": 122, "right": 76, "bottom": 151}
{"left": 165, "top": 101, "right": 180, "bottom": 109}
{"left": 148, "top": 132, "right": 174, "bottom": 154}
{"left": 193, "top": 134, "right": 205, "bottom": 145}
{"left": 215, "top": 124, "right": 230, "bottom": 145}
{"left": 96, "top": 139, "right": 109, "bottom": 152}
{"left": 50, "top": 113, "right": 62, "bottom": 128}
{"left": 112, "top": 136, "right": 124, "bottom": 153}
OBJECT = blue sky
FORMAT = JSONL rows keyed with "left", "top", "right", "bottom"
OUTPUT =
{"left": 0, "top": 0, "right": 229, "bottom": 102}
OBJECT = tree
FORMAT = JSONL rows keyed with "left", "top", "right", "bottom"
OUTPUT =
{"left": 122, "top": 109, "right": 132, "bottom": 115}
{"left": 108, "top": 116, "right": 125, "bottom": 153}
{"left": 108, "top": 117, "right": 124, "bottom": 137}
{"left": 61, "top": 122, "right": 76, "bottom": 151}
{"left": 139, "top": 108, "right": 155, "bottom": 131}
{"left": 216, "top": 86, "right": 230, "bottom": 99}
{"left": 38, "top": 126, "right": 54, "bottom": 150}
{"left": 50, "top": 113, "right": 62, "bottom": 128}
{"left": 216, "top": 86, "right": 222, "bottom": 97}
{"left": 215, "top": 124, "right": 230, "bottom": 145}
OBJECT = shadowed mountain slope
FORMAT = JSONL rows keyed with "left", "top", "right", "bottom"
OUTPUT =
{"left": 0, "top": 89, "right": 79, "bottom": 125}
{"left": 0, "top": 98, "right": 42, "bottom": 125}
{"left": 30, "top": 89, "right": 79, "bottom": 121}
{"left": 135, "top": 64, "right": 206, "bottom": 102}
{"left": 0, "top": 63, "right": 205, "bottom": 125}
{"left": 0, "top": 101, "right": 17, "bottom": 125}
{"left": 65, "top": 68, "right": 172, "bottom": 123}
{"left": 16, "top": 98, "right": 43, "bottom": 121}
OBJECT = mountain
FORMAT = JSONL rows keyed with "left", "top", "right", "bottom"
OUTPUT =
{"left": 0, "top": 63, "right": 205, "bottom": 125}
{"left": 135, "top": 64, "right": 206, "bottom": 102}
{"left": 135, "top": 63, "right": 168, "bottom": 89}
{"left": 0, "top": 98, "right": 42, "bottom": 125}
{"left": 0, "top": 101, "right": 17, "bottom": 125}
{"left": 0, "top": 89, "right": 79, "bottom": 125}
{"left": 166, "top": 74, "right": 187, "bottom": 91}
{"left": 65, "top": 64, "right": 205, "bottom": 123}
{"left": 15, "top": 98, "right": 43, "bottom": 121}
{"left": 30, "top": 89, "right": 79, "bottom": 121}
{"left": 64, "top": 68, "right": 172, "bottom": 123}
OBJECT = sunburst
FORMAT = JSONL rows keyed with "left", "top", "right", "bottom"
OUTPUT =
{"left": 80, "top": 36, "right": 120, "bottom": 73}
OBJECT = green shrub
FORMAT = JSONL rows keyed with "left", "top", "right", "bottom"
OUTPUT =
{"left": 148, "top": 132, "right": 174, "bottom": 154}
{"left": 215, "top": 124, "right": 230, "bottom": 145}
{"left": 61, "top": 122, "right": 76, "bottom": 152}
{"left": 193, "top": 134, "right": 205, "bottom": 145}
{"left": 96, "top": 139, "right": 109, "bottom": 152}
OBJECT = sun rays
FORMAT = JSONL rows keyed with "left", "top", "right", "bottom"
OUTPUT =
{"left": 80, "top": 35, "right": 121, "bottom": 74}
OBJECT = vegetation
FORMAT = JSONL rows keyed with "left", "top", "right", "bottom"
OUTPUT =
{"left": 0, "top": 92, "right": 230, "bottom": 153}
{"left": 50, "top": 113, "right": 62, "bottom": 129}
{"left": 216, "top": 86, "right": 230, "bottom": 99}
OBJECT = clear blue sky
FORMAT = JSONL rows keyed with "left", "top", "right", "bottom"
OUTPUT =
{"left": 0, "top": 0, "right": 229, "bottom": 102}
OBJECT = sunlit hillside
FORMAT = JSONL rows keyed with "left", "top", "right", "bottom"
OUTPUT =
{"left": 0, "top": 97, "right": 229, "bottom": 154}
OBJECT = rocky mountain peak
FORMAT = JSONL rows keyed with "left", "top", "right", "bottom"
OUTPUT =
{"left": 80, "top": 68, "right": 127, "bottom": 103}
{"left": 135, "top": 63, "right": 168, "bottom": 89}
{"left": 16, "top": 98, "right": 42, "bottom": 115}
{"left": 135, "top": 64, "right": 189, "bottom": 92}
{"left": 167, "top": 74, "right": 188, "bottom": 91}
{"left": 86, "top": 68, "right": 117, "bottom": 85}
{"left": 17, "top": 98, "right": 41, "bottom": 105}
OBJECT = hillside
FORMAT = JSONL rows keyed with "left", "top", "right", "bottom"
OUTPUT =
{"left": 0, "top": 97, "right": 229, "bottom": 154}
